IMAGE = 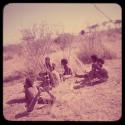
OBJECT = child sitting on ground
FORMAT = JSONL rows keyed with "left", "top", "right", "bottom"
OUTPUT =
{"left": 24, "top": 71, "right": 56, "bottom": 112}
{"left": 75, "top": 55, "right": 99, "bottom": 83}
{"left": 50, "top": 63, "right": 60, "bottom": 87}
{"left": 74, "top": 56, "right": 108, "bottom": 87}
{"left": 24, "top": 72, "right": 38, "bottom": 112}
{"left": 60, "top": 58, "right": 73, "bottom": 81}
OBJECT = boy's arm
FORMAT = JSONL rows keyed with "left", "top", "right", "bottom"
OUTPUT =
{"left": 75, "top": 73, "right": 85, "bottom": 78}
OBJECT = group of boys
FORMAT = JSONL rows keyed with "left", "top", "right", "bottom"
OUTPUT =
{"left": 23, "top": 55, "right": 108, "bottom": 113}
{"left": 24, "top": 57, "right": 72, "bottom": 113}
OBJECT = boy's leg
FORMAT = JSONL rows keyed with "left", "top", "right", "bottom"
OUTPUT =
{"left": 25, "top": 90, "right": 32, "bottom": 108}
{"left": 85, "top": 71, "right": 97, "bottom": 85}
{"left": 26, "top": 94, "right": 39, "bottom": 112}
{"left": 48, "top": 72, "right": 56, "bottom": 87}
{"left": 96, "top": 69, "right": 108, "bottom": 82}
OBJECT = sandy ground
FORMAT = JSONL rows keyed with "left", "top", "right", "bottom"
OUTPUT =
{"left": 3, "top": 58, "right": 122, "bottom": 121}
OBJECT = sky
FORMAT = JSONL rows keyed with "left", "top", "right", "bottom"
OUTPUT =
{"left": 3, "top": 3, "right": 121, "bottom": 45}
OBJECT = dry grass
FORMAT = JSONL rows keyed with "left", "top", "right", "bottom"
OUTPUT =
{"left": 3, "top": 27, "right": 121, "bottom": 82}
{"left": 3, "top": 59, "right": 122, "bottom": 121}
{"left": 20, "top": 27, "right": 121, "bottom": 73}
{"left": 3, "top": 24, "right": 122, "bottom": 121}
{"left": 77, "top": 30, "right": 121, "bottom": 64}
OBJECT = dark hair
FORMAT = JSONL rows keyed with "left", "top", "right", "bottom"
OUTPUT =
{"left": 98, "top": 58, "right": 105, "bottom": 64}
{"left": 52, "top": 63, "right": 56, "bottom": 70}
{"left": 45, "top": 57, "right": 50, "bottom": 60}
{"left": 61, "top": 58, "right": 68, "bottom": 65}
{"left": 91, "top": 55, "right": 98, "bottom": 62}
{"left": 25, "top": 78, "right": 33, "bottom": 87}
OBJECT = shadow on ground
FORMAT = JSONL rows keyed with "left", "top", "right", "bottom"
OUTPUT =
{"left": 74, "top": 79, "right": 107, "bottom": 89}
{"left": 15, "top": 111, "right": 29, "bottom": 119}
{"left": 7, "top": 98, "right": 26, "bottom": 104}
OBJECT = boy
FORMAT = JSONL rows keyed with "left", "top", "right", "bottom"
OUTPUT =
{"left": 44, "top": 57, "right": 53, "bottom": 72}
{"left": 24, "top": 72, "right": 39, "bottom": 112}
{"left": 61, "top": 58, "right": 72, "bottom": 75}
{"left": 42, "top": 56, "right": 55, "bottom": 87}
{"left": 43, "top": 61, "right": 60, "bottom": 87}
{"left": 61, "top": 58, "right": 72, "bottom": 81}
{"left": 74, "top": 57, "right": 108, "bottom": 88}
{"left": 24, "top": 72, "right": 55, "bottom": 112}
{"left": 50, "top": 63, "right": 60, "bottom": 87}
{"left": 75, "top": 55, "right": 98, "bottom": 82}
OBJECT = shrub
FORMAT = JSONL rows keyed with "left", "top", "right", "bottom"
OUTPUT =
{"left": 54, "top": 33, "right": 73, "bottom": 50}
{"left": 77, "top": 32, "right": 118, "bottom": 64}
{"left": 20, "top": 23, "right": 63, "bottom": 75}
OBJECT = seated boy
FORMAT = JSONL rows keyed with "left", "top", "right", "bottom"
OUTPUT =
{"left": 24, "top": 72, "right": 55, "bottom": 112}
{"left": 60, "top": 59, "right": 72, "bottom": 81}
{"left": 61, "top": 58, "right": 73, "bottom": 81}
{"left": 50, "top": 63, "right": 60, "bottom": 87}
{"left": 75, "top": 55, "right": 99, "bottom": 84}
{"left": 74, "top": 57, "right": 108, "bottom": 87}
{"left": 37, "top": 63, "right": 60, "bottom": 88}
{"left": 24, "top": 73, "right": 39, "bottom": 112}
{"left": 61, "top": 58, "right": 72, "bottom": 75}
{"left": 37, "top": 72, "right": 52, "bottom": 89}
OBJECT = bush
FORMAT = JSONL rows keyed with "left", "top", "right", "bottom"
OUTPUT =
{"left": 19, "top": 23, "right": 120, "bottom": 73}
{"left": 20, "top": 23, "right": 63, "bottom": 75}
{"left": 77, "top": 32, "right": 117, "bottom": 64}
{"left": 54, "top": 33, "right": 73, "bottom": 50}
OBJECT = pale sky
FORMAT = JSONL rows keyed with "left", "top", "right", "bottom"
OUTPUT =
{"left": 3, "top": 3, "right": 121, "bottom": 45}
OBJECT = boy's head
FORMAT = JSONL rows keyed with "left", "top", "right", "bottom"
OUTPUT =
{"left": 97, "top": 58, "right": 105, "bottom": 67}
{"left": 91, "top": 55, "right": 98, "bottom": 63}
{"left": 25, "top": 75, "right": 34, "bottom": 87}
{"left": 52, "top": 63, "right": 56, "bottom": 70}
{"left": 61, "top": 58, "right": 68, "bottom": 66}
{"left": 45, "top": 57, "right": 50, "bottom": 63}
